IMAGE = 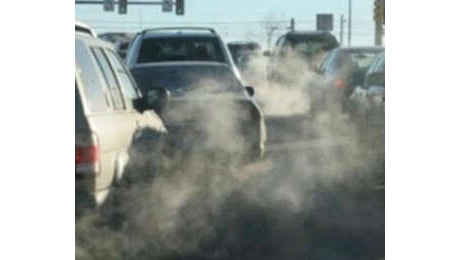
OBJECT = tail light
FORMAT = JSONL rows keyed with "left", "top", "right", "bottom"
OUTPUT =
{"left": 335, "top": 78, "right": 346, "bottom": 89}
{"left": 75, "top": 132, "right": 100, "bottom": 176}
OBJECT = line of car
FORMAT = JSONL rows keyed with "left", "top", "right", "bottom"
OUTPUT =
{"left": 261, "top": 30, "right": 385, "bottom": 128}
{"left": 76, "top": 20, "right": 384, "bottom": 210}
{"left": 76, "top": 21, "right": 266, "bottom": 210}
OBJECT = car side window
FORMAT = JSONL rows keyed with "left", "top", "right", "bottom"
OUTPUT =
{"left": 91, "top": 47, "right": 126, "bottom": 110}
{"left": 318, "top": 52, "right": 332, "bottom": 72}
{"left": 368, "top": 55, "right": 384, "bottom": 74}
{"left": 75, "top": 40, "right": 110, "bottom": 112}
{"left": 126, "top": 33, "right": 141, "bottom": 66}
{"left": 104, "top": 49, "right": 140, "bottom": 100}
{"left": 376, "top": 58, "right": 385, "bottom": 72}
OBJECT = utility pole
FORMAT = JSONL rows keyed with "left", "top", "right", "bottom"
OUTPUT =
{"left": 373, "top": 0, "right": 384, "bottom": 46}
{"left": 340, "top": 14, "right": 345, "bottom": 45}
{"left": 348, "top": 0, "right": 352, "bottom": 46}
{"left": 375, "top": 21, "right": 383, "bottom": 46}
{"left": 289, "top": 18, "right": 295, "bottom": 32}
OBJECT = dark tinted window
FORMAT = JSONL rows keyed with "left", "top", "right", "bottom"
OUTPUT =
{"left": 105, "top": 49, "right": 139, "bottom": 100}
{"left": 228, "top": 43, "right": 261, "bottom": 63}
{"left": 75, "top": 40, "right": 109, "bottom": 112}
{"left": 137, "top": 37, "right": 225, "bottom": 63}
{"left": 318, "top": 51, "right": 335, "bottom": 72}
{"left": 91, "top": 47, "right": 125, "bottom": 110}
{"left": 119, "top": 42, "right": 129, "bottom": 50}
{"left": 368, "top": 53, "right": 385, "bottom": 74}
{"left": 376, "top": 57, "right": 385, "bottom": 72}
{"left": 285, "top": 34, "right": 339, "bottom": 54}
{"left": 329, "top": 50, "right": 383, "bottom": 73}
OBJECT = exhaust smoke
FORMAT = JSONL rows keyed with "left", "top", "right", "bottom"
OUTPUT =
{"left": 76, "top": 48, "right": 384, "bottom": 259}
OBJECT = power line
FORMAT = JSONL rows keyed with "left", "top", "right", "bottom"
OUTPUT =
{"left": 81, "top": 19, "right": 316, "bottom": 25}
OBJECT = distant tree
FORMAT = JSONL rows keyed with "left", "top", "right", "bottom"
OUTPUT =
{"left": 260, "top": 15, "right": 285, "bottom": 51}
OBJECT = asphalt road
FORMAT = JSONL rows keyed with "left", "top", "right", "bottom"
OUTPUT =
{"left": 76, "top": 113, "right": 385, "bottom": 260}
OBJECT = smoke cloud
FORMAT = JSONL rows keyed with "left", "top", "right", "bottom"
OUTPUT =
{"left": 76, "top": 48, "right": 384, "bottom": 259}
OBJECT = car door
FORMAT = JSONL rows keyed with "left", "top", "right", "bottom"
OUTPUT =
{"left": 88, "top": 43, "right": 140, "bottom": 190}
{"left": 104, "top": 48, "right": 166, "bottom": 132}
{"left": 103, "top": 48, "right": 167, "bottom": 171}
{"left": 76, "top": 38, "right": 133, "bottom": 198}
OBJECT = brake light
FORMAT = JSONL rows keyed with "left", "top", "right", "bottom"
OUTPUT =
{"left": 75, "top": 148, "right": 82, "bottom": 164}
{"left": 75, "top": 146, "right": 99, "bottom": 164}
{"left": 76, "top": 132, "right": 100, "bottom": 176}
{"left": 335, "top": 78, "right": 346, "bottom": 89}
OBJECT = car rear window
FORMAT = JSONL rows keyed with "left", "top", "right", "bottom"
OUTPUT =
{"left": 331, "top": 50, "right": 383, "bottom": 72}
{"left": 285, "top": 34, "right": 339, "bottom": 54}
{"left": 137, "top": 37, "right": 225, "bottom": 63}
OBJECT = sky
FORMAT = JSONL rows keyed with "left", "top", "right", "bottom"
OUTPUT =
{"left": 75, "top": 0, "right": 378, "bottom": 49}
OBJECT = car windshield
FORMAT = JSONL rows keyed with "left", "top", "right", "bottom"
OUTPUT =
{"left": 137, "top": 37, "right": 225, "bottom": 63}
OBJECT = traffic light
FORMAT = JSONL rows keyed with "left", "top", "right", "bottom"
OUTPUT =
{"left": 176, "top": 0, "right": 185, "bottom": 15}
{"left": 162, "top": 0, "right": 173, "bottom": 12}
{"left": 119, "top": 0, "right": 127, "bottom": 14}
{"left": 373, "top": 0, "right": 384, "bottom": 24}
{"left": 103, "top": 0, "right": 114, "bottom": 12}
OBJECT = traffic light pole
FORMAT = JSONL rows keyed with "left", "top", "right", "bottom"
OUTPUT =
{"left": 340, "top": 14, "right": 345, "bottom": 45}
{"left": 289, "top": 18, "right": 295, "bottom": 32}
{"left": 375, "top": 21, "right": 383, "bottom": 46}
{"left": 76, "top": 0, "right": 184, "bottom": 15}
{"left": 373, "top": 0, "right": 384, "bottom": 46}
{"left": 347, "top": 0, "right": 352, "bottom": 46}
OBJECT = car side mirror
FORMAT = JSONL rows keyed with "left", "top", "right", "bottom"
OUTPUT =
{"left": 245, "top": 86, "right": 255, "bottom": 97}
{"left": 134, "top": 87, "right": 170, "bottom": 114}
{"left": 366, "top": 71, "right": 385, "bottom": 87}
{"left": 263, "top": 50, "right": 271, "bottom": 57}
{"left": 147, "top": 87, "right": 170, "bottom": 114}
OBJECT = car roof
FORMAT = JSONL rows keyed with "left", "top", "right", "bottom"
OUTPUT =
{"left": 75, "top": 32, "right": 114, "bottom": 49}
{"left": 333, "top": 46, "right": 384, "bottom": 52}
{"left": 228, "top": 41, "right": 260, "bottom": 46}
{"left": 75, "top": 20, "right": 97, "bottom": 37}
{"left": 142, "top": 32, "right": 219, "bottom": 39}
{"left": 99, "top": 32, "right": 134, "bottom": 38}
{"left": 140, "top": 27, "right": 218, "bottom": 38}
{"left": 131, "top": 61, "right": 231, "bottom": 69}
{"left": 285, "top": 30, "right": 335, "bottom": 36}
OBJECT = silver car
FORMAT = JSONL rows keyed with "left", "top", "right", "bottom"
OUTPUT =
{"left": 75, "top": 21, "right": 168, "bottom": 210}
